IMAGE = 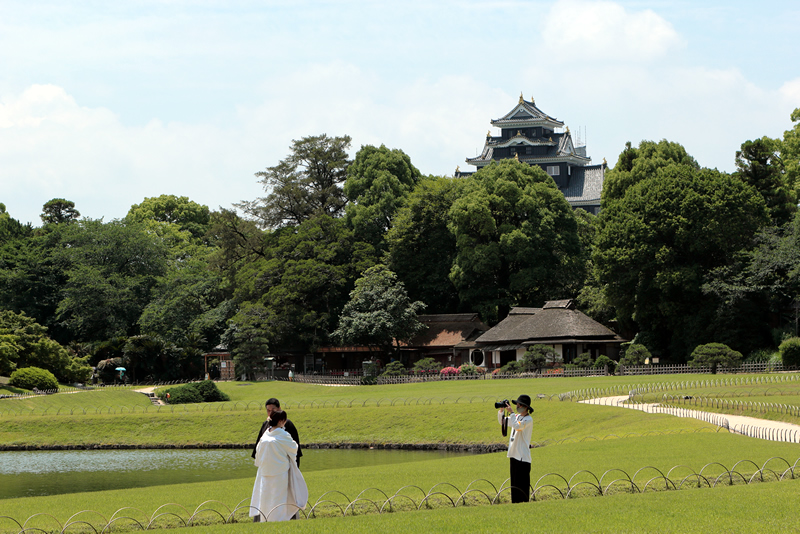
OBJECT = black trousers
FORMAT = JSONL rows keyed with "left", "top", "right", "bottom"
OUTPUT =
{"left": 510, "top": 457, "right": 531, "bottom": 503}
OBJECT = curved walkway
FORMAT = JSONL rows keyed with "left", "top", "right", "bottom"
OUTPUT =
{"left": 581, "top": 396, "right": 800, "bottom": 444}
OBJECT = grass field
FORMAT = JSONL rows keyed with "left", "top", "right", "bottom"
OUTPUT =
{"left": 2, "top": 432, "right": 799, "bottom": 533}
{"left": 3, "top": 374, "right": 800, "bottom": 532}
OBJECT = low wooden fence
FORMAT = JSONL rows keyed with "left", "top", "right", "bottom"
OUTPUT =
{"left": 288, "top": 362, "right": 795, "bottom": 386}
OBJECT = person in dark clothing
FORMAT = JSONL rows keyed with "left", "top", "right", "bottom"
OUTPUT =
{"left": 252, "top": 397, "right": 302, "bottom": 467}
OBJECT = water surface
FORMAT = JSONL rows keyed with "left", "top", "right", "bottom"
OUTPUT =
{"left": 0, "top": 448, "right": 470, "bottom": 499}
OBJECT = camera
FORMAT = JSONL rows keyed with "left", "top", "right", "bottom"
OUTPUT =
{"left": 494, "top": 400, "right": 510, "bottom": 409}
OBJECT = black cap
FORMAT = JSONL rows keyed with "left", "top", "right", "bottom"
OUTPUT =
{"left": 512, "top": 394, "right": 532, "bottom": 408}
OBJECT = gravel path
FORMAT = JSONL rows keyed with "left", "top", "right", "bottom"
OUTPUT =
{"left": 581, "top": 396, "right": 800, "bottom": 443}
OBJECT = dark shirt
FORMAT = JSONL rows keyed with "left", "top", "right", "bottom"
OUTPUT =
{"left": 251, "top": 419, "right": 303, "bottom": 461}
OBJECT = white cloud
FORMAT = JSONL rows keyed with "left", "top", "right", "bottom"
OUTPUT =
{"left": 779, "top": 78, "right": 800, "bottom": 104}
{"left": 543, "top": 0, "right": 683, "bottom": 62}
{"left": 0, "top": 84, "right": 264, "bottom": 225}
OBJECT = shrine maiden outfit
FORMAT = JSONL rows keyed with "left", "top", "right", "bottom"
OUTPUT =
{"left": 250, "top": 427, "right": 308, "bottom": 521}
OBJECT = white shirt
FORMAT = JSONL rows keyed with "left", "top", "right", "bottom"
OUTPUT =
{"left": 498, "top": 410, "right": 533, "bottom": 463}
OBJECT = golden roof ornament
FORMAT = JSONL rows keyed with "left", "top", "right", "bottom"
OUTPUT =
{"left": 455, "top": 165, "right": 460, "bottom": 174}
{"left": 519, "top": 92, "right": 524, "bottom": 104}
{"left": 487, "top": 130, "right": 491, "bottom": 137}
{"left": 603, "top": 158, "right": 607, "bottom": 166}
{"left": 566, "top": 126, "right": 570, "bottom": 134}
{"left": 514, "top": 152, "right": 519, "bottom": 161}
{"left": 531, "top": 95, "right": 535, "bottom": 104}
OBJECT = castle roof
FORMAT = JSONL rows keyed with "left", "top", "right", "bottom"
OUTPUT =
{"left": 491, "top": 95, "right": 564, "bottom": 130}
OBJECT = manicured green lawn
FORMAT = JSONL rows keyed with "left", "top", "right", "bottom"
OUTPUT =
{"left": 3, "top": 433, "right": 799, "bottom": 533}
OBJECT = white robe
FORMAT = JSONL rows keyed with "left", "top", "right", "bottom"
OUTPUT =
{"left": 250, "top": 427, "right": 308, "bottom": 521}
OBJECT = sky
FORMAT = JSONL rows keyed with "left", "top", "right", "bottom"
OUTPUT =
{"left": 1, "top": 0, "right": 798, "bottom": 226}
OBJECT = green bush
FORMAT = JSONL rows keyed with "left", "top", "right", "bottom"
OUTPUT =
{"left": 9, "top": 366, "right": 59, "bottom": 391}
{"left": 411, "top": 357, "right": 441, "bottom": 374}
{"left": 689, "top": 343, "right": 743, "bottom": 374}
{"left": 779, "top": 337, "right": 800, "bottom": 367}
{"left": 195, "top": 380, "right": 230, "bottom": 402}
{"left": 594, "top": 355, "right": 617, "bottom": 375}
{"left": 382, "top": 361, "right": 406, "bottom": 376}
{"left": 500, "top": 360, "right": 522, "bottom": 374}
{"left": 161, "top": 385, "right": 203, "bottom": 404}
{"left": 745, "top": 348, "right": 776, "bottom": 363}
{"left": 458, "top": 363, "right": 480, "bottom": 376}
{"left": 619, "top": 343, "right": 651, "bottom": 366}
{"left": 572, "top": 353, "right": 594, "bottom": 369}
{"left": 160, "top": 380, "right": 230, "bottom": 404}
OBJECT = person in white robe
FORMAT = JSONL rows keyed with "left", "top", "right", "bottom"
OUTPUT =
{"left": 250, "top": 410, "right": 308, "bottom": 522}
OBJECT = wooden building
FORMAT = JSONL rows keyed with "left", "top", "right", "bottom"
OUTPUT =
{"left": 399, "top": 313, "right": 490, "bottom": 367}
{"left": 457, "top": 94, "right": 605, "bottom": 214}
{"left": 474, "top": 300, "right": 625, "bottom": 368}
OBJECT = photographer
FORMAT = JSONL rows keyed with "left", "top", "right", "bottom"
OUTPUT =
{"left": 497, "top": 394, "right": 533, "bottom": 503}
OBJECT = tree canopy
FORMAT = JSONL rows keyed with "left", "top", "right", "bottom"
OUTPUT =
{"left": 344, "top": 144, "right": 422, "bottom": 248}
{"left": 238, "top": 134, "right": 352, "bottom": 228}
{"left": 333, "top": 264, "right": 426, "bottom": 353}
{"left": 448, "top": 159, "right": 585, "bottom": 323}
{"left": 595, "top": 141, "right": 769, "bottom": 359}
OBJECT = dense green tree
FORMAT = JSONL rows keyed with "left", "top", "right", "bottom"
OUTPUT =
{"left": 783, "top": 108, "right": 800, "bottom": 192}
{"left": 127, "top": 195, "right": 211, "bottom": 241}
{"left": 387, "top": 176, "right": 461, "bottom": 313}
{"left": 232, "top": 216, "right": 375, "bottom": 353}
{"left": 224, "top": 302, "right": 271, "bottom": 380}
{"left": 595, "top": 142, "right": 769, "bottom": 360}
{"left": 344, "top": 144, "right": 422, "bottom": 248}
{"left": 138, "top": 247, "right": 233, "bottom": 350}
{"left": 448, "top": 159, "right": 585, "bottom": 323}
{"left": 601, "top": 140, "right": 698, "bottom": 203}
{"left": 54, "top": 219, "right": 168, "bottom": 341}
{"left": 688, "top": 342, "right": 743, "bottom": 374}
{"left": 0, "top": 310, "right": 91, "bottom": 382}
{"left": 333, "top": 264, "right": 426, "bottom": 355}
{"left": 40, "top": 198, "right": 80, "bottom": 225}
{"left": 0, "top": 204, "right": 32, "bottom": 243}
{"left": 238, "top": 134, "right": 352, "bottom": 228}
{"left": 735, "top": 137, "right": 796, "bottom": 226}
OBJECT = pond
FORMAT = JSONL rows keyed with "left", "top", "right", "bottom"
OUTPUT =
{"left": 0, "top": 448, "right": 472, "bottom": 500}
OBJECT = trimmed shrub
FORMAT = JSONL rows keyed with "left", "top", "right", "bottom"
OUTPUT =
{"left": 9, "top": 366, "right": 59, "bottom": 391}
{"left": 500, "top": 360, "right": 523, "bottom": 374}
{"left": 195, "top": 380, "right": 230, "bottom": 402}
{"left": 440, "top": 366, "right": 459, "bottom": 376}
{"left": 160, "top": 380, "right": 230, "bottom": 404}
{"left": 619, "top": 343, "right": 651, "bottom": 366}
{"left": 779, "top": 337, "right": 800, "bottom": 367}
{"left": 458, "top": 363, "right": 480, "bottom": 376}
{"left": 161, "top": 385, "right": 203, "bottom": 404}
{"left": 381, "top": 361, "right": 406, "bottom": 376}
{"left": 689, "top": 343, "right": 743, "bottom": 374}
{"left": 594, "top": 355, "right": 617, "bottom": 375}
{"left": 412, "top": 357, "right": 442, "bottom": 374}
{"left": 572, "top": 353, "right": 594, "bottom": 369}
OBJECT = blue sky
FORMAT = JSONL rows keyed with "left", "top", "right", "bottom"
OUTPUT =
{"left": 1, "top": 0, "right": 798, "bottom": 225}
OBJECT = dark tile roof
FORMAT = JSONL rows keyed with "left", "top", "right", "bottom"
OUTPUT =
{"left": 560, "top": 164, "right": 604, "bottom": 206}
{"left": 475, "top": 301, "right": 624, "bottom": 344}
{"left": 491, "top": 99, "right": 564, "bottom": 128}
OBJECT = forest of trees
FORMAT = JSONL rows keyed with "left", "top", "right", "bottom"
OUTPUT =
{"left": 1, "top": 109, "right": 799, "bottom": 382}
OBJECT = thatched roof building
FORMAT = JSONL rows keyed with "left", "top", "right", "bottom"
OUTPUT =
{"left": 473, "top": 300, "right": 625, "bottom": 367}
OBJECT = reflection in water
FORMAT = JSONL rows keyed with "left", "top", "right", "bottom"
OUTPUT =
{"left": 0, "top": 448, "right": 470, "bottom": 499}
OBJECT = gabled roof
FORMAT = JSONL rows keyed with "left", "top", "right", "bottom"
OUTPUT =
{"left": 403, "top": 313, "right": 489, "bottom": 348}
{"left": 475, "top": 300, "right": 624, "bottom": 344}
{"left": 491, "top": 96, "right": 564, "bottom": 130}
